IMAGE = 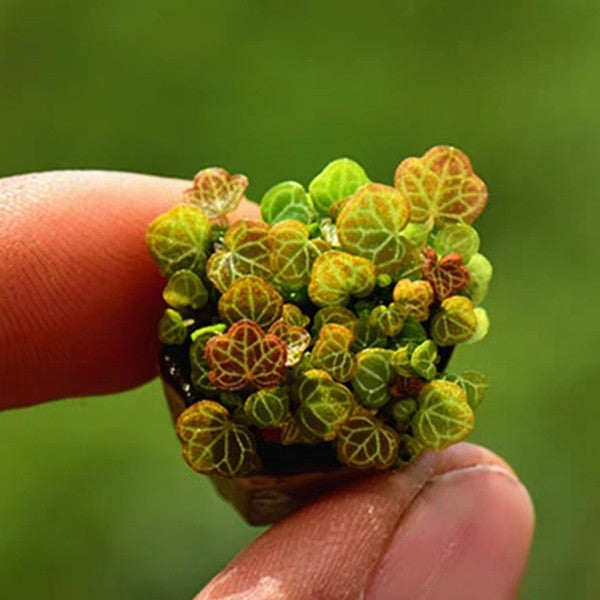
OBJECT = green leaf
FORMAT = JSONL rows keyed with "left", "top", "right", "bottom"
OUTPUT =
{"left": 412, "top": 380, "right": 474, "bottom": 450}
{"left": 336, "top": 183, "right": 410, "bottom": 276}
{"left": 390, "top": 345, "right": 415, "bottom": 377}
{"left": 260, "top": 181, "right": 316, "bottom": 225}
{"left": 433, "top": 223, "right": 480, "bottom": 263}
{"left": 465, "top": 307, "right": 489, "bottom": 344}
{"left": 351, "top": 348, "right": 395, "bottom": 409}
{"left": 390, "top": 398, "right": 418, "bottom": 430}
{"left": 442, "top": 371, "right": 488, "bottom": 409}
{"left": 396, "top": 433, "right": 424, "bottom": 466}
{"left": 466, "top": 253, "right": 493, "bottom": 305}
{"left": 295, "top": 370, "right": 354, "bottom": 440}
{"left": 430, "top": 296, "right": 477, "bottom": 347}
{"left": 308, "top": 158, "right": 370, "bottom": 217}
{"left": 401, "top": 222, "right": 431, "bottom": 250}
{"left": 158, "top": 308, "right": 190, "bottom": 345}
{"left": 395, "top": 317, "right": 428, "bottom": 345}
{"left": 281, "top": 303, "right": 311, "bottom": 328}
{"left": 410, "top": 339, "right": 438, "bottom": 380}
{"left": 217, "top": 275, "right": 283, "bottom": 327}
{"left": 162, "top": 269, "right": 209, "bottom": 310}
{"left": 369, "top": 303, "right": 406, "bottom": 337}
{"left": 336, "top": 413, "right": 400, "bottom": 469}
{"left": 190, "top": 323, "right": 226, "bottom": 343}
{"left": 176, "top": 401, "right": 261, "bottom": 477}
{"left": 269, "top": 220, "right": 329, "bottom": 289}
{"left": 313, "top": 306, "right": 358, "bottom": 337}
{"left": 244, "top": 388, "right": 289, "bottom": 428}
{"left": 280, "top": 415, "right": 321, "bottom": 445}
{"left": 146, "top": 204, "right": 212, "bottom": 277}
{"left": 311, "top": 324, "right": 356, "bottom": 382}
{"left": 352, "top": 314, "right": 388, "bottom": 352}
{"left": 308, "top": 250, "right": 376, "bottom": 307}
{"left": 189, "top": 328, "right": 224, "bottom": 394}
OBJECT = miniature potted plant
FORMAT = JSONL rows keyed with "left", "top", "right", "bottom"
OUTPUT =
{"left": 146, "top": 146, "right": 492, "bottom": 525}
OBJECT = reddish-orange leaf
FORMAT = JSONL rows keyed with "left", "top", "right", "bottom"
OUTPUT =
{"left": 423, "top": 248, "right": 470, "bottom": 300}
{"left": 205, "top": 320, "right": 287, "bottom": 391}
{"left": 390, "top": 376, "right": 426, "bottom": 400}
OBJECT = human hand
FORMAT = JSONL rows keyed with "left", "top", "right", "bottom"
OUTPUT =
{"left": 0, "top": 171, "right": 534, "bottom": 599}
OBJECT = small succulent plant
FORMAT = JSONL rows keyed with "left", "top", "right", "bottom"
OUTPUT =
{"left": 148, "top": 146, "right": 492, "bottom": 481}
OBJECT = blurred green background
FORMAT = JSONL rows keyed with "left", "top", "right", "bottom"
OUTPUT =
{"left": 1, "top": 1, "right": 599, "bottom": 598}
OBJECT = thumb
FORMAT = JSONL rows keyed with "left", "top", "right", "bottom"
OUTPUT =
{"left": 196, "top": 443, "right": 534, "bottom": 600}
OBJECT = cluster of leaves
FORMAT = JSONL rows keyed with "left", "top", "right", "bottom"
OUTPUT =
{"left": 147, "top": 147, "right": 493, "bottom": 478}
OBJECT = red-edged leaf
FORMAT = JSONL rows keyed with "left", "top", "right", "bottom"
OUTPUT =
{"left": 206, "top": 220, "right": 272, "bottom": 292}
{"left": 268, "top": 319, "right": 311, "bottom": 366}
{"left": 183, "top": 167, "right": 248, "bottom": 218}
{"left": 205, "top": 320, "right": 287, "bottom": 391}
{"left": 394, "top": 146, "right": 487, "bottom": 226}
{"left": 423, "top": 248, "right": 470, "bottom": 300}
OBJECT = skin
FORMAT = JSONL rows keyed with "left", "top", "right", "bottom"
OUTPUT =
{"left": 0, "top": 171, "right": 535, "bottom": 599}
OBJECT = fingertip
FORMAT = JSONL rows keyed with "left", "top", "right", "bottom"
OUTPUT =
{"left": 0, "top": 168, "right": 278, "bottom": 408}
{"left": 366, "top": 464, "right": 534, "bottom": 600}
{"left": 0, "top": 171, "right": 259, "bottom": 407}
{"left": 195, "top": 444, "right": 533, "bottom": 600}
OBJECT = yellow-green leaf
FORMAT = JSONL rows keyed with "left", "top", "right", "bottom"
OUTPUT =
{"left": 260, "top": 181, "right": 315, "bottom": 224}
{"left": 176, "top": 401, "right": 261, "bottom": 477}
{"left": 218, "top": 275, "right": 283, "bottom": 327}
{"left": 336, "top": 413, "right": 400, "bottom": 469}
{"left": 337, "top": 183, "right": 410, "bottom": 276}
{"left": 465, "top": 253, "right": 493, "bottom": 305}
{"left": 351, "top": 348, "right": 395, "bottom": 409}
{"left": 442, "top": 371, "right": 488, "bottom": 409}
{"left": 308, "top": 158, "right": 370, "bottom": 217}
{"left": 409, "top": 339, "right": 438, "bottom": 380}
{"left": 162, "top": 269, "right": 208, "bottom": 310}
{"left": 412, "top": 380, "right": 474, "bottom": 450}
{"left": 430, "top": 296, "right": 477, "bottom": 347}
{"left": 308, "top": 250, "right": 376, "bottom": 307}
{"left": 392, "top": 279, "right": 435, "bottom": 322}
{"left": 295, "top": 370, "right": 354, "bottom": 441}
{"left": 158, "top": 308, "right": 190, "bottom": 345}
{"left": 311, "top": 324, "right": 356, "bottom": 382}
{"left": 146, "top": 204, "right": 211, "bottom": 277}
{"left": 269, "top": 220, "right": 329, "bottom": 289}
{"left": 244, "top": 388, "right": 289, "bottom": 428}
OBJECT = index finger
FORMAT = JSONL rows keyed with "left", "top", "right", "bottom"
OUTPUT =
{"left": 0, "top": 170, "right": 259, "bottom": 409}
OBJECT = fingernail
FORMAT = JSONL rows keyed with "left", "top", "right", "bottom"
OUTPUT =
{"left": 366, "top": 465, "right": 534, "bottom": 600}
